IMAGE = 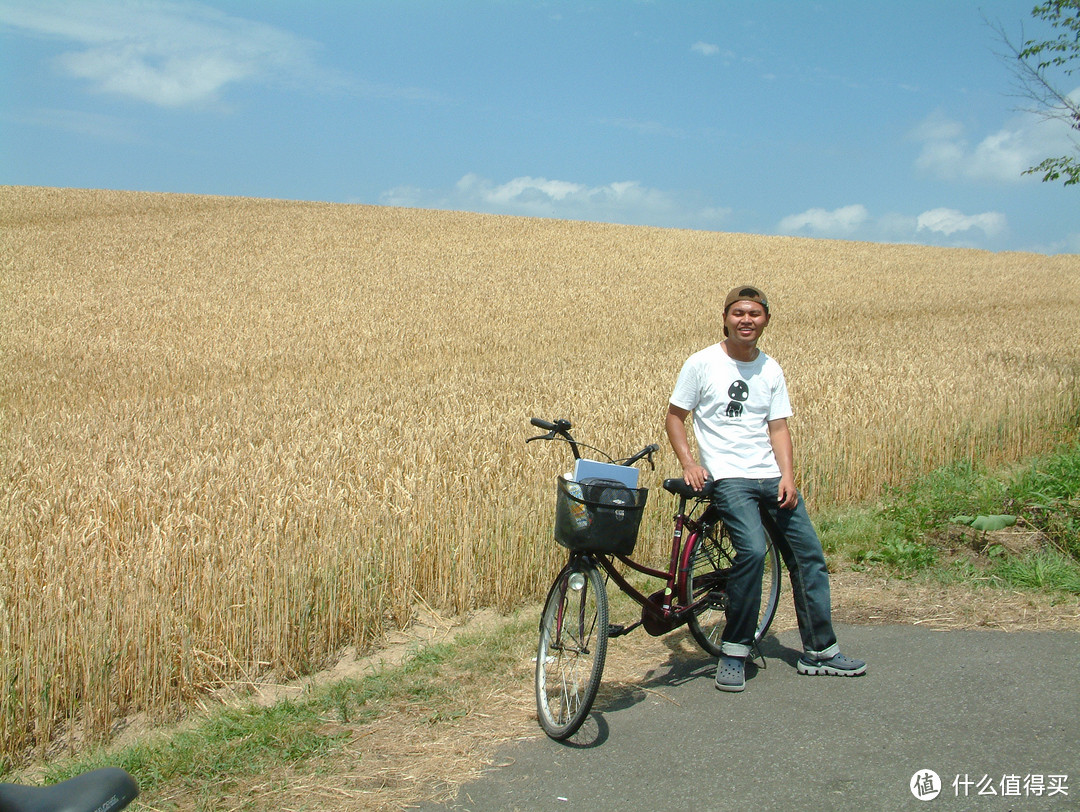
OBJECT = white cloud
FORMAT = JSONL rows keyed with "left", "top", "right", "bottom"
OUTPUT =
{"left": 777, "top": 205, "right": 869, "bottom": 236}
{"left": 381, "top": 182, "right": 1017, "bottom": 250}
{"left": 690, "top": 41, "right": 738, "bottom": 63}
{"left": 909, "top": 111, "right": 964, "bottom": 142}
{"left": 912, "top": 97, "right": 1079, "bottom": 184}
{"left": 777, "top": 204, "right": 1008, "bottom": 246}
{"left": 0, "top": 0, "right": 327, "bottom": 107}
{"left": 380, "top": 174, "right": 731, "bottom": 229}
{"left": 916, "top": 208, "right": 1007, "bottom": 238}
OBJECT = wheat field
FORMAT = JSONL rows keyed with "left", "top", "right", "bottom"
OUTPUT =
{"left": 2, "top": 185, "right": 1078, "bottom": 763}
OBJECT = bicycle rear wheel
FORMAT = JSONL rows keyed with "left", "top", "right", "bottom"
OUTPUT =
{"left": 535, "top": 561, "right": 608, "bottom": 740}
{"left": 685, "top": 522, "right": 780, "bottom": 657}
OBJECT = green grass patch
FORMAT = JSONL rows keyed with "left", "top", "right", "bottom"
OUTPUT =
{"left": 1007, "top": 444, "right": 1080, "bottom": 560}
{"left": 881, "top": 459, "right": 1009, "bottom": 540}
{"left": 993, "top": 548, "right": 1080, "bottom": 594}
{"left": 820, "top": 441, "right": 1080, "bottom": 595}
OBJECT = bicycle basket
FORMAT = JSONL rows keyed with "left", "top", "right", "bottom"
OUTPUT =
{"left": 554, "top": 474, "right": 648, "bottom": 556}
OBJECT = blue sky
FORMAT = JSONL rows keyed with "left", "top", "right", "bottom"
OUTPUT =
{"left": 2, "top": 0, "right": 1077, "bottom": 253}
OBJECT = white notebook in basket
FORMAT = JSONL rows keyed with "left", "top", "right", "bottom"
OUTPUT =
{"left": 572, "top": 458, "right": 639, "bottom": 489}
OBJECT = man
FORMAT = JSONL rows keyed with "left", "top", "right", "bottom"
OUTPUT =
{"left": 666, "top": 285, "right": 866, "bottom": 692}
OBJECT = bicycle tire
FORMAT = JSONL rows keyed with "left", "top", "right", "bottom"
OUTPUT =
{"left": 685, "top": 522, "right": 781, "bottom": 657}
{"left": 535, "top": 561, "right": 608, "bottom": 740}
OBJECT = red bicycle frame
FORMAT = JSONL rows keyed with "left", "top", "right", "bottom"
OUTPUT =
{"left": 589, "top": 495, "right": 711, "bottom": 633}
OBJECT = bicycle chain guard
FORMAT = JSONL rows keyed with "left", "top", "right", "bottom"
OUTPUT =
{"left": 641, "top": 589, "right": 681, "bottom": 636}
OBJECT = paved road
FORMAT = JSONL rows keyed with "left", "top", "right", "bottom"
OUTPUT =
{"left": 422, "top": 624, "right": 1080, "bottom": 812}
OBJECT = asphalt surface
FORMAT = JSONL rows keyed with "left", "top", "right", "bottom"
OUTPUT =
{"left": 421, "top": 623, "right": 1080, "bottom": 812}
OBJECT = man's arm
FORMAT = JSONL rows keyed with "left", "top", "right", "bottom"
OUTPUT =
{"left": 767, "top": 417, "right": 798, "bottom": 509}
{"left": 666, "top": 404, "right": 709, "bottom": 490}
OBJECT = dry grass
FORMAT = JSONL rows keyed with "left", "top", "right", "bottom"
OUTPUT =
{"left": 2, "top": 185, "right": 1079, "bottom": 764}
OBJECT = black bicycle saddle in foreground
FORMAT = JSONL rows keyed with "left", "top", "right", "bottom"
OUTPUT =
{"left": 0, "top": 767, "right": 139, "bottom": 812}
{"left": 662, "top": 478, "right": 717, "bottom": 499}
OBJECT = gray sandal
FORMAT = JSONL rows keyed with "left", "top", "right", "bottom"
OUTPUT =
{"left": 714, "top": 655, "right": 746, "bottom": 692}
{"left": 797, "top": 652, "right": 867, "bottom": 676}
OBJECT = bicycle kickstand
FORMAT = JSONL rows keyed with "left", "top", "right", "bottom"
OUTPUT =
{"left": 749, "top": 641, "right": 767, "bottom": 670}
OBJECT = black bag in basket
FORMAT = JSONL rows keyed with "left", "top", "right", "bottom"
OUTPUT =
{"left": 554, "top": 475, "right": 647, "bottom": 556}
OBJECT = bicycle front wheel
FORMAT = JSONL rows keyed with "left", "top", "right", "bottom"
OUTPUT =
{"left": 535, "top": 561, "right": 608, "bottom": 740}
{"left": 685, "top": 522, "right": 780, "bottom": 657}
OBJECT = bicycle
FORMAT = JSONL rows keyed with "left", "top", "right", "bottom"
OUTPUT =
{"left": 0, "top": 767, "right": 139, "bottom": 811}
{"left": 527, "top": 417, "right": 781, "bottom": 740}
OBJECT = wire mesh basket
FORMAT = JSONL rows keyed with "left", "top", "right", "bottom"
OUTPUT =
{"left": 554, "top": 474, "right": 648, "bottom": 556}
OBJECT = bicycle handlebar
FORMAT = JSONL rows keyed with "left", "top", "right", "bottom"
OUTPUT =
{"left": 526, "top": 417, "right": 583, "bottom": 458}
{"left": 623, "top": 443, "right": 661, "bottom": 468}
{"left": 526, "top": 417, "right": 658, "bottom": 470}
{"left": 529, "top": 417, "right": 569, "bottom": 433}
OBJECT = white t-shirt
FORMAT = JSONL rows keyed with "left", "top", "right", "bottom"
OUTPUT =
{"left": 669, "top": 343, "right": 793, "bottom": 479}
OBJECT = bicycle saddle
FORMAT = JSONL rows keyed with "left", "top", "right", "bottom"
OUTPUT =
{"left": 0, "top": 767, "right": 139, "bottom": 812}
{"left": 662, "top": 478, "right": 716, "bottom": 498}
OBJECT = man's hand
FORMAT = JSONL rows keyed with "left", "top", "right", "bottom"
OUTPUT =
{"left": 682, "top": 462, "right": 710, "bottom": 492}
{"left": 768, "top": 418, "right": 798, "bottom": 509}
{"left": 777, "top": 475, "right": 798, "bottom": 509}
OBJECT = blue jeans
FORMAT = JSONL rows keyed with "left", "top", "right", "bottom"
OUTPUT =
{"left": 712, "top": 477, "right": 839, "bottom": 661}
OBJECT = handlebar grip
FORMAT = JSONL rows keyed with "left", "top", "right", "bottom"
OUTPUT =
{"left": 530, "top": 418, "right": 573, "bottom": 433}
{"left": 622, "top": 442, "right": 661, "bottom": 467}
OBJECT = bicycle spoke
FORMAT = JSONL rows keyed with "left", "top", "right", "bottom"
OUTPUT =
{"left": 535, "top": 564, "right": 608, "bottom": 739}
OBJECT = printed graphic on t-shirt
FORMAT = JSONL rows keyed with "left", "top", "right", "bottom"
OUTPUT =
{"left": 725, "top": 380, "right": 749, "bottom": 417}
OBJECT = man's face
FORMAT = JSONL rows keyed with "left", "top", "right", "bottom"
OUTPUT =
{"left": 723, "top": 300, "right": 770, "bottom": 344}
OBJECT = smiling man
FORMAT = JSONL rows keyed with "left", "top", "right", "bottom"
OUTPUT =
{"left": 666, "top": 285, "right": 866, "bottom": 692}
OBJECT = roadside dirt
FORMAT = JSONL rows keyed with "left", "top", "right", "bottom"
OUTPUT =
{"left": 142, "top": 569, "right": 1079, "bottom": 811}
